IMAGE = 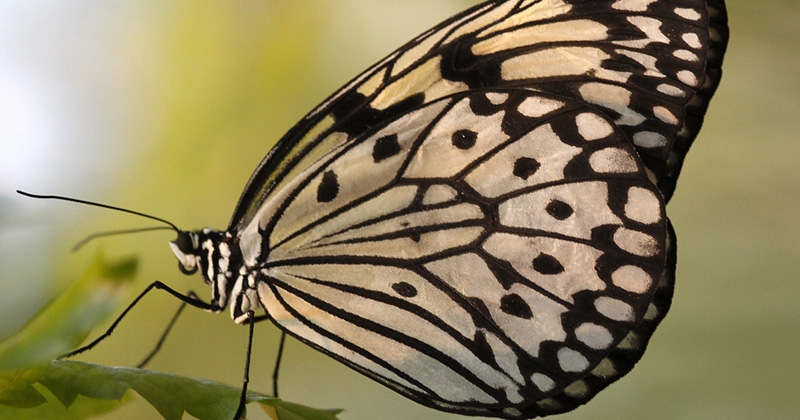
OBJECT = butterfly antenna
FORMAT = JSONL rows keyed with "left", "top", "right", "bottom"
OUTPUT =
{"left": 16, "top": 190, "right": 182, "bottom": 249}
{"left": 70, "top": 226, "right": 176, "bottom": 252}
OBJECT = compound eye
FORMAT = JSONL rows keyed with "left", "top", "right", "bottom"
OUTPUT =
{"left": 174, "top": 231, "right": 195, "bottom": 253}
{"left": 178, "top": 261, "right": 198, "bottom": 275}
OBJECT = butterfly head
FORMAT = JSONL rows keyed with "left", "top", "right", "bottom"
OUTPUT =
{"left": 170, "top": 228, "right": 235, "bottom": 281}
{"left": 170, "top": 228, "right": 246, "bottom": 314}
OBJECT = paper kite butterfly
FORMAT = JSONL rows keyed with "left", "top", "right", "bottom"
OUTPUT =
{"left": 104, "top": 0, "right": 732, "bottom": 418}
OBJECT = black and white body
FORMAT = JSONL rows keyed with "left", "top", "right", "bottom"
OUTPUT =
{"left": 168, "top": 0, "right": 728, "bottom": 418}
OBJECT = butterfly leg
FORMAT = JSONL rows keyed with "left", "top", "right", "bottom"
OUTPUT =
{"left": 231, "top": 312, "right": 285, "bottom": 399}
{"left": 234, "top": 310, "right": 256, "bottom": 420}
{"left": 59, "top": 281, "right": 222, "bottom": 360}
{"left": 272, "top": 331, "right": 286, "bottom": 398}
{"left": 135, "top": 290, "right": 203, "bottom": 368}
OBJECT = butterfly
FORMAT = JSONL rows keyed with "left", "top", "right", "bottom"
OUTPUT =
{"left": 163, "top": 0, "right": 729, "bottom": 418}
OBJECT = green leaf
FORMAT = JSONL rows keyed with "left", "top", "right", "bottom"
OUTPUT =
{"left": 0, "top": 253, "right": 340, "bottom": 420}
{"left": 0, "top": 254, "right": 138, "bottom": 370}
{"left": 0, "top": 254, "right": 137, "bottom": 413}
{"left": 33, "top": 360, "right": 339, "bottom": 420}
{"left": 270, "top": 401, "right": 342, "bottom": 420}
{"left": 0, "top": 387, "right": 125, "bottom": 420}
{"left": 0, "top": 366, "right": 48, "bottom": 408}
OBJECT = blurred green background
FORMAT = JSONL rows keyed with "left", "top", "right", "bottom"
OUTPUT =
{"left": 1, "top": 1, "right": 798, "bottom": 419}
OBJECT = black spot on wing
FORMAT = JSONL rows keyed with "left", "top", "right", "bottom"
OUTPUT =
{"left": 471, "top": 330, "right": 498, "bottom": 366}
{"left": 513, "top": 157, "right": 540, "bottom": 180}
{"left": 317, "top": 170, "right": 339, "bottom": 203}
{"left": 452, "top": 129, "right": 478, "bottom": 150}
{"left": 392, "top": 282, "right": 418, "bottom": 298}
{"left": 500, "top": 293, "right": 533, "bottom": 319}
{"left": 373, "top": 134, "right": 401, "bottom": 163}
{"left": 545, "top": 200, "right": 574, "bottom": 221}
{"left": 533, "top": 253, "right": 565, "bottom": 275}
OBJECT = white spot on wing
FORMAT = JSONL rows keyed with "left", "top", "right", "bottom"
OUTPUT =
{"left": 594, "top": 297, "right": 635, "bottom": 322}
{"left": 657, "top": 83, "right": 687, "bottom": 97}
{"left": 517, "top": 96, "right": 565, "bottom": 117}
{"left": 613, "top": 228, "right": 660, "bottom": 257}
{"left": 557, "top": 348, "right": 589, "bottom": 372}
{"left": 674, "top": 49, "right": 699, "bottom": 62}
{"left": 575, "top": 323, "right": 614, "bottom": 350}
{"left": 682, "top": 32, "right": 702, "bottom": 49}
{"left": 576, "top": 112, "right": 614, "bottom": 141}
{"left": 677, "top": 69, "right": 699, "bottom": 86}
{"left": 611, "top": 265, "right": 653, "bottom": 294}
{"left": 611, "top": 0, "right": 656, "bottom": 12}
{"left": 589, "top": 148, "right": 639, "bottom": 174}
{"left": 674, "top": 7, "right": 702, "bottom": 21}
{"left": 625, "top": 186, "right": 661, "bottom": 224}
{"left": 485, "top": 92, "right": 509, "bottom": 105}
{"left": 633, "top": 131, "right": 667, "bottom": 148}
{"left": 653, "top": 106, "right": 679, "bottom": 125}
{"left": 531, "top": 373, "right": 555, "bottom": 392}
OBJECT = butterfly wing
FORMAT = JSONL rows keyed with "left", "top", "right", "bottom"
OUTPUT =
{"left": 228, "top": 0, "right": 728, "bottom": 233}
{"left": 222, "top": 0, "right": 728, "bottom": 418}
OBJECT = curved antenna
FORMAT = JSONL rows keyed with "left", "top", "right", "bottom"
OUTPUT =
{"left": 71, "top": 226, "right": 176, "bottom": 252}
{"left": 17, "top": 191, "right": 182, "bottom": 250}
{"left": 17, "top": 190, "right": 180, "bottom": 231}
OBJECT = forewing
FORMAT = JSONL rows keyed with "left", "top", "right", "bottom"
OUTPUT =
{"left": 229, "top": 0, "right": 728, "bottom": 231}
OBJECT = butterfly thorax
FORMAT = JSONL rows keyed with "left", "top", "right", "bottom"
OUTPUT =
{"left": 170, "top": 228, "right": 260, "bottom": 323}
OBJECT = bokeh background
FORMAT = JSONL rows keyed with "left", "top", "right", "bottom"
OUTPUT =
{"left": 1, "top": 1, "right": 798, "bottom": 419}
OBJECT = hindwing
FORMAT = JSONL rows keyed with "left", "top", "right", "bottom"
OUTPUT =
{"left": 243, "top": 89, "right": 668, "bottom": 418}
